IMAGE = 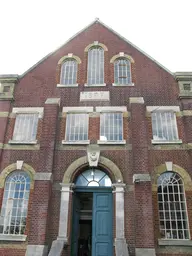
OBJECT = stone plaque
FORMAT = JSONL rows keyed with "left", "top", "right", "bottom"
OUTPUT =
{"left": 80, "top": 91, "right": 109, "bottom": 101}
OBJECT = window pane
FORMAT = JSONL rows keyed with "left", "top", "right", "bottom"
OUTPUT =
{"left": 75, "top": 169, "right": 111, "bottom": 187}
{"left": 152, "top": 112, "right": 178, "bottom": 141}
{"left": 60, "top": 59, "right": 77, "bottom": 85}
{"left": 114, "top": 58, "right": 131, "bottom": 85}
{"left": 157, "top": 171, "right": 189, "bottom": 239}
{"left": 0, "top": 171, "right": 30, "bottom": 235}
{"left": 100, "top": 113, "right": 123, "bottom": 141}
{"left": 65, "top": 114, "right": 88, "bottom": 141}
{"left": 13, "top": 114, "right": 38, "bottom": 142}
{"left": 87, "top": 47, "right": 104, "bottom": 85}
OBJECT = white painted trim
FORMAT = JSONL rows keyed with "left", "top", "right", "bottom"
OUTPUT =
{"left": 129, "top": 97, "right": 144, "bottom": 104}
{"left": 62, "top": 140, "right": 90, "bottom": 145}
{"left": 26, "top": 245, "right": 48, "bottom": 256}
{"left": 96, "top": 106, "right": 127, "bottom": 112}
{"left": 97, "top": 140, "right": 126, "bottom": 145}
{"left": 12, "top": 107, "right": 44, "bottom": 118}
{"left": 57, "top": 84, "right": 78, "bottom": 88}
{"left": 133, "top": 174, "right": 151, "bottom": 183}
{"left": 158, "top": 239, "right": 192, "bottom": 246}
{"left": 62, "top": 107, "right": 93, "bottom": 113}
{"left": 0, "top": 234, "right": 27, "bottom": 241}
{"left": 8, "top": 140, "right": 38, "bottom": 145}
{"left": 152, "top": 139, "right": 182, "bottom": 144}
{"left": 112, "top": 83, "right": 134, "bottom": 87}
{"left": 34, "top": 173, "right": 52, "bottom": 181}
{"left": 147, "top": 106, "right": 180, "bottom": 112}
{"left": 84, "top": 83, "right": 106, "bottom": 87}
{"left": 45, "top": 98, "right": 60, "bottom": 105}
{"left": 135, "top": 248, "right": 156, "bottom": 256}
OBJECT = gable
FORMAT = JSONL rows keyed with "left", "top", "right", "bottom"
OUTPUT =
{"left": 21, "top": 19, "right": 173, "bottom": 78}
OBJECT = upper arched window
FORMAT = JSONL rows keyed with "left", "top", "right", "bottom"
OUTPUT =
{"left": 157, "top": 171, "right": 190, "bottom": 239}
{"left": 60, "top": 59, "right": 78, "bottom": 85}
{"left": 0, "top": 171, "right": 31, "bottom": 236}
{"left": 87, "top": 46, "right": 104, "bottom": 85}
{"left": 114, "top": 58, "right": 131, "bottom": 85}
{"left": 75, "top": 169, "right": 112, "bottom": 187}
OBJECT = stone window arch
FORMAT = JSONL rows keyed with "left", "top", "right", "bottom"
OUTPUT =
{"left": 110, "top": 52, "right": 134, "bottom": 86}
{"left": 152, "top": 163, "right": 192, "bottom": 243}
{"left": 0, "top": 171, "right": 31, "bottom": 236}
{"left": 57, "top": 54, "right": 81, "bottom": 87}
{"left": 157, "top": 171, "right": 190, "bottom": 239}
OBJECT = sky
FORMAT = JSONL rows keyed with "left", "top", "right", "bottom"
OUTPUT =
{"left": 0, "top": 0, "right": 192, "bottom": 75}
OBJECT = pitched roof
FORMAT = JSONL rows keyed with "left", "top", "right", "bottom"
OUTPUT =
{"left": 21, "top": 18, "right": 173, "bottom": 78}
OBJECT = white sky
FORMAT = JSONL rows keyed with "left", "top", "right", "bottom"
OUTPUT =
{"left": 0, "top": 0, "right": 192, "bottom": 75}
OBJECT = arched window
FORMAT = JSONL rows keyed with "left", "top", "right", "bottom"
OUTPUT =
{"left": 87, "top": 46, "right": 104, "bottom": 85}
{"left": 114, "top": 58, "right": 131, "bottom": 85}
{"left": 60, "top": 59, "right": 77, "bottom": 85}
{"left": 75, "top": 169, "right": 112, "bottom": 187}
{"left": 0, "top": 171, "right": 30, "bottom": 235}
{"left": 157, "top": 172, "right": 189, "bottom": 239}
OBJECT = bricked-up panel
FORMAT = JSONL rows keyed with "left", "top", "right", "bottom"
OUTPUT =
{"left": 134, "top": 182, "right": 155, "bottom": 248}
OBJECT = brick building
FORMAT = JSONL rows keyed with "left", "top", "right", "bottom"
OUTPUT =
{"left": 0, "top": 19, "right": 192, "bottom": 256}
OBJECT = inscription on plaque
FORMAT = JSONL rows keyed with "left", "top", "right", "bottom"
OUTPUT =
{"left": 80, "top": 91, "right": 109, "bottom": 101}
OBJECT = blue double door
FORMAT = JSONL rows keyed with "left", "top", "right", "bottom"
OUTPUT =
{"left": 71, "top": 189, "right": 113, "bottom": 256}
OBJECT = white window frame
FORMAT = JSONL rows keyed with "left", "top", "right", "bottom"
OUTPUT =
{"left": 113, "top": 58, "right": 132, "bottom": 86}
{"left": 9, "top": 107, "right": 44, "bottom": 145}
{"left": 0, "top": 171, "right": 30, "bottom": 241}
{"left": 62, "top": 113, "right": 90, "bottom": 144}
{"left": 151, "top": 110, "right": 182, "bottom": 144}
{"left": 98, "top": 111, "right": 125, "bottom": 145}
{"left": 59, "top": 58, "right": 78, "bottom": 86}
{"left": 157, "top": 172, "right": 190, "bottom": 240}
{"left": 86, "top": 46, "right": 105, "bottom": 86}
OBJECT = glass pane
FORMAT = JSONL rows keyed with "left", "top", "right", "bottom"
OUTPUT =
{"left": 88, "top": 181, "right": 99, "bottom": 187}
{"left": 87, "top": 47, "right": 104, "bottom": 85}
{"left": 75, "top": 175, "right": 88, "bottom": 186}
{"left": 157, "top": 171, "right": 189, "bottom": 239}
{"left": 0, "top": 171, "right": 30, "bottom": 235}
{"left": 75, "top": 169, "right": 111, "bottom": 187}
{"left": 60, "top": 59, "right": 77, "bottom": 85}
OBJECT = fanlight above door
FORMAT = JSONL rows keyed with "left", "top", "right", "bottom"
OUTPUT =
{"left": 75, "top": 169, "right": 112, "bottom": 187}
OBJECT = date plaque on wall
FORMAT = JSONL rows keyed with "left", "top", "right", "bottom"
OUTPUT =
{"left": 80, "top": 91, "right": 110, "bottom": 101}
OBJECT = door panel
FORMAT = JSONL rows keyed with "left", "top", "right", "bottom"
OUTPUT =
{"left": 71, "top": 193, "right": 80, "bottom": 256}
{"left": 92, "top": 192, "right": 113, "bottom": 256}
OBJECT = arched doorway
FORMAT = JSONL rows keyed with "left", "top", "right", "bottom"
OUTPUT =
{"left": 71, "top": 168, "right": 113, "bottom": 256}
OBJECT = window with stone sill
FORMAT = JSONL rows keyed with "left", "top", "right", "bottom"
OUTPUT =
{"left": 0, "top": 171, "right": 30, "bottom": 237}
{"left": 65, "top": 113, "right": 89, "bottom": 142}
{"left": 151, "top": 112, "right": 179, "bottom": 142}
{"left": 100, "top": 113, "right": 123, "bottom": 142}
{"left": 87, "top": 46, "right": 104, "bottom": 85}
{"left": 12, "top": 113, "right": 38, "bottom": 143}
{"left": 158, "top": 172, "right": 190, "bottom": 240}
{"left": 114, "top": 58, "right": 132, "bottom": 85}
{"left": 60, "top": 59, "right": 78, "bottom": 85}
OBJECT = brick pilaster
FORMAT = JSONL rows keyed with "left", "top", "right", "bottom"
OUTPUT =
{"left": 130, "top": 97, "right": 155, "bottom": 255}
{"left": 27, "top": 98, "right": 60, "bottom": 248}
